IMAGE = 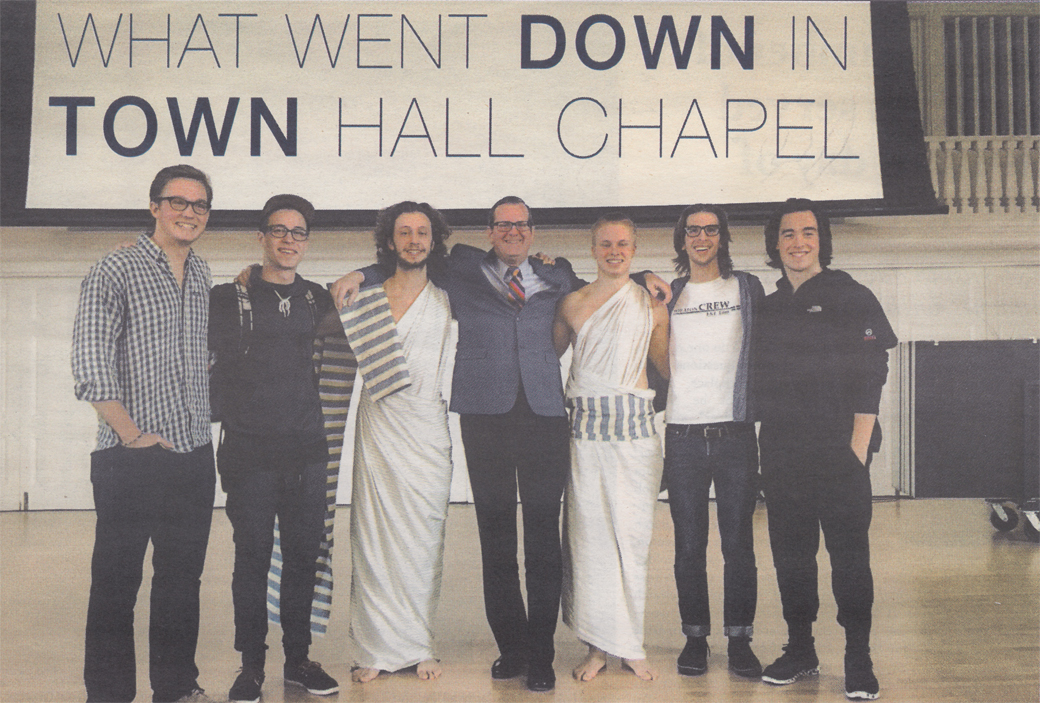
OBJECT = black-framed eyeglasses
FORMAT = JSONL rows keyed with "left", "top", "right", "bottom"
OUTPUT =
{"left": 492, "top": 220, "right": 532, "bottom": 234}
{"left": 684, "top": 224, "right": 720, "bottom": 237}
{"left": 156, "top": 196, "right": 210, "bottom": 215}
{"left": 263, "top": 225, "right": 309, "bottom": 241}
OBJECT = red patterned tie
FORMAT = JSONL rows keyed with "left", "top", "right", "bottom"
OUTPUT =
{"left": 505, "top": 266, "right": 525, "bottom": 308}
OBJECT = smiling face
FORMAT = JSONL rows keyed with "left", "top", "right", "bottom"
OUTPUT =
{"left": 389, "top": 211, "right": 433, "bottom": 271}
{"left": 592, "top": 221, "right": 636, "bottom": 279}
{"left": 149, "top": 177, "right": 209, "bottom": 249}
{"left": 683, "top": 210, "right": 721, "bottom": 275}
{"left": 259, "top": 209, "right": 308, "bottom": 274}
{"left": 487, "top": 202, "right": 534, "bottom": 266}
{"left": 777, "top": 210, "right": 822, "bottom": 277}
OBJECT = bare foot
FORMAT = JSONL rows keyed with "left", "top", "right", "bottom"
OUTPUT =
{"left": 622, "top": 658, "right": 658, "bottom": 681}
{"left": 351, "top": 667, "right": 380, "bottom": 683}
{"left": 417, "top": 659, "right": 442, "bottom": 680}
{"left": 572, "top": 646, "right": 608, "bottom": 681}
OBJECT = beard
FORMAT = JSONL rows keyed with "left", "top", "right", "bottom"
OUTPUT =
{"left": 395, "top": 249, "right": 429, "bottom": 271}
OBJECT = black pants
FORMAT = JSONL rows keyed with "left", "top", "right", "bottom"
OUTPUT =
{"left": 223, "top": 460, "right": 327, "bottom": 670}
{"left": 760, "top": 442, "right": 874, "bottom": 651}
{"left": 460, "top": 393, "right": 570, "bottom": 668}
{"left": 84, "top": 443, "right": 215, "bottom": 703}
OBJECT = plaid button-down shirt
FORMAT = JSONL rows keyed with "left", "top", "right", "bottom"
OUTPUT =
{"left": 72, "top": 233, "right": 212, "bottom": 453}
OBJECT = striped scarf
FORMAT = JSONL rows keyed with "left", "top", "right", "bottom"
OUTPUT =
{"left": 339, "top": 286, "right": 412, "bottom": 401}
{"left": 267, "top": 333, "right": 358, "bottom": 635}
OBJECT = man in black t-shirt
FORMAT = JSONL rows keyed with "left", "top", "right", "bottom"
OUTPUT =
{"left": 209, "top": 195, "right": 344, "bottom": 702}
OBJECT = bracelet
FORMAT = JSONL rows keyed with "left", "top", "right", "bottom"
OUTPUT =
{"left": 123, "top": 430, "right": 145, "bottom": 447}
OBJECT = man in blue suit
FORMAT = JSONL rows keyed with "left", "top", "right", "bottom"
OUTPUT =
{"left": 333, "top": 197, "right": 668, "bottom": 692}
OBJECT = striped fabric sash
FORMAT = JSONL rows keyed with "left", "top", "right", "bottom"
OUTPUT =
{"left": 569, "top": 394, "right": 657, "bottom": 441}
{"left": 339, "top": 286, "right": 411, "bottom": 401}
{"left": 268, "top": 334, "right": 357, "bottom": 635}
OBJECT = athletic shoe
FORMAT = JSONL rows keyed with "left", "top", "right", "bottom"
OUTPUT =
{"left": 845, "top": 652, "right": 880, "bottom": 700}
{"left": 761, "top": 645, "right": 820, "bottom": 684}
{"left": 284, "top": 660, "right": 339, "bottom": 695}
{"left": 228, "top": 667, "right": 264, "bottom": 703}
{"left": 174, "top": 688, "right": 213, "bottom": 702}
{"left": 728, "top": 637, "right": 763, "bottom": 678}
{"left": 677, "top": 636, "right": 709, "bottom": 676}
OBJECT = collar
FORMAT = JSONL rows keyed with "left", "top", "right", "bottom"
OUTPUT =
{"left": 485, "top": 250, "right": 534, "bottom": 281}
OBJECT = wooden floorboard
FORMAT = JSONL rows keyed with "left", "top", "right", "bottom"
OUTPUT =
{"left": 2, "top": 498, "right": 1038, "bottom": 702}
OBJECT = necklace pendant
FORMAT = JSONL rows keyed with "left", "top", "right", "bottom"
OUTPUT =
{"left": 274, "top": 290, "right": 291, "bottom": 317}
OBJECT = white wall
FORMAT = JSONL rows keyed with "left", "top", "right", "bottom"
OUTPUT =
{"left": 2, "top": 212, "right": 1037, "bottom": 510}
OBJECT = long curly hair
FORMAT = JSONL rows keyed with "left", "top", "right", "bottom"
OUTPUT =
{"left": 373, "top": 201, "right": 450, "bottom": 276}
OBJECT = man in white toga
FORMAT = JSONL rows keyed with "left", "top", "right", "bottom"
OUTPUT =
{"left": 552, "top": 214, "right": 670, "bottom": 682}
{"left": 342, "top": 201, "right": 456, "bottom": 684}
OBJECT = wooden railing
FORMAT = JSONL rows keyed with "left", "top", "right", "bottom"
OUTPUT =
{"left": 926, "top": 136, "right": 1040, "bottom": 214}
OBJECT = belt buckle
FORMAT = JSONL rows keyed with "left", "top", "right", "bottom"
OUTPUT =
{"left": 703, "top": 426, "right": 724, "bottom": 439}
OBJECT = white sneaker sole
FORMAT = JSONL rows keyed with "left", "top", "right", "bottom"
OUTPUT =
{"left": 762, "top": 666, "right": 820, "bottom": 685}
{"left": 846, "top": 689, "right": 880, "bottom": 700}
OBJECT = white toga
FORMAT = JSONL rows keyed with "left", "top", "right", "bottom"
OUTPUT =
{"left": 561, "top": 280, "right": 663, "bottom": 660}
{"left": 348, "top": 282, "right": 455, "bottom": 671}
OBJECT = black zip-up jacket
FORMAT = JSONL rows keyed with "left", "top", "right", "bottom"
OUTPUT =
{"left": 754, "top": 268, "right": 897, "bottom": 451}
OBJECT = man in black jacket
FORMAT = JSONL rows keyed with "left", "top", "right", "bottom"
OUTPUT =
{"left": 754, "top": 198, "right": 897, "bottom": 701}
{"left": 210, "top": 195, "right": 344, "bottom": 702}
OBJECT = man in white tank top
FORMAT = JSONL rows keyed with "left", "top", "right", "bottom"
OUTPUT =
{"left": 660, "top": 205, "right": 765, "bottom": 680}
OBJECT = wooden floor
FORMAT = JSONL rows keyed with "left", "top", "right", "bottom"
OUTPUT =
{"left": 2, "top": 499, "right": 1038, "bottom": 703}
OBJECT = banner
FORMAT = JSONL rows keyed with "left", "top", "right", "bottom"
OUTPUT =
{"left": 22, "top": 1, "right": 885, "bottom": 216}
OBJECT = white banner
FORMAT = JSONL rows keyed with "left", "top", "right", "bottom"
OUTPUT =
{"left": 27, "top": 1, "right": 882, "bottom": 211}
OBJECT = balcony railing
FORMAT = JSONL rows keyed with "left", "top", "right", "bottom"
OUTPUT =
{"left": 926, "top": 136, "right": 1040, "bottom": 214}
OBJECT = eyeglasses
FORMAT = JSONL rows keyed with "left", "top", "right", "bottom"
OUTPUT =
{"left": 263, "top": 225, "right": 309, "bottom": 241}
{"left": 492, "top": 220, "right": 532, "bottom": 234}
{"left": 684, "top": 224, "right": 720, "bottom": 237}
{"left": 156, "top": 196, "right": 210, "bottom": 215}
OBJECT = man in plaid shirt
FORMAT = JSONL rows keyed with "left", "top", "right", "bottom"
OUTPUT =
{"left": 72, "top": 164, "right": 216, "bottom": 703}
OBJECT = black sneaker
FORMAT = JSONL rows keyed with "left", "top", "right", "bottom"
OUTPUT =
{"left": 677, "top": 636, "right": 708, "bottom": 676}
{"left": 845, "top": 652, "right": 880, "bottom": 700}
{"left": 228, "top": 667, "right": 264, "bottom": 703}
{"left": 728, "top": 637, "right": 763, "bottom": 678}
{"left": 761, "top": 645, "right": 820, "bottom": 685}
{"left": 284, "top": 660, "right": 339, "bottom": 696}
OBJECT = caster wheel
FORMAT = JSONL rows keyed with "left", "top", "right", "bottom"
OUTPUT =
{"left": 990, "top": 504, "right": 1019, "bottom": 532}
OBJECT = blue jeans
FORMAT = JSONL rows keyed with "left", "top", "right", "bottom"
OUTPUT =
{"left": 664, "top": 423, "right": 759, "bottom": 638}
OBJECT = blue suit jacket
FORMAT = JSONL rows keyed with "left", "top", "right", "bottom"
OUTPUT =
{"left": 360, "top": 243, "right": 582, "bottom": 417}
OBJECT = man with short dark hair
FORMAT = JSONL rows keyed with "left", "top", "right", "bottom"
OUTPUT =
{"left": 662, "top": 204, "right": 765, "bottom": 679}
{"left": 73, "top": 164, "right": 215, "bottom": 703}
{"left": 209, "top": 194, "right": 344, "bottom": 702}
{"left": 754, "top": 198, "right": 897, "bottom": 701}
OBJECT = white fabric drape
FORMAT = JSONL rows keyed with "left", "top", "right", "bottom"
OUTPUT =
{"left": 562, "top": 281, "right": 663, "bottom": 661}
{"left": 348, "top": 283, "right": 455, "bottom": 671}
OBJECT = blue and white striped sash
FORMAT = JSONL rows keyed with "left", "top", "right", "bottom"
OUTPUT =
{"left": 340, "top": 287, "right": 410, "bottom": 401}
{"left": 569, "top": 394, "right": 657, "bottom": 441}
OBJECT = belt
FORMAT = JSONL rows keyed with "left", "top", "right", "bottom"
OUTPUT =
{"left": 668, "top": 421, "right": 752, "bottom": 439}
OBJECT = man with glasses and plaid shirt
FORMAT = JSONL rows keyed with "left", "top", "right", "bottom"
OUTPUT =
{"left": 331, "top": 196, "right": 671, "bottom": 692}
{"left": 209, "top": 194, "right": 345, "bottom": 702}
{"left": 73, "top": 164, "right": 216, "bottom": 703}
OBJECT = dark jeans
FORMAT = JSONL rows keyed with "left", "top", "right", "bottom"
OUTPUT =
{"left": 664, "top": 422, "right": 759, "bottom": 638}
{"left": 460, "top": 392, "right": 570, "bottom": 668}
{"left": 84, "top": 443, "right": 215, "bottom": 703}
{"left": 223, "top": 459, "right": 327, "bottom": 670}
{"left": 760, "top": 441, "right": 874, "bottom": 651}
